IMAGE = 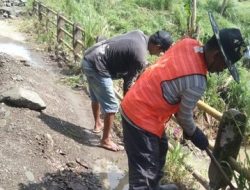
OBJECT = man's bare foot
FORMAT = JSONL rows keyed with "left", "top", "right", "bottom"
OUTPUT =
{"left": 92, "top": 126, "right": 104, "bottom": 133}
{"left": 93, "top": 122, "right": 103, "bottom": 133}
{"left": 100, "top": 140, "right": 124, "bottom": 152}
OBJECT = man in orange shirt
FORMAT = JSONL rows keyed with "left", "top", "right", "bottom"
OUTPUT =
{"left": 120, "top": 13, "right": 247, "bottom": 190}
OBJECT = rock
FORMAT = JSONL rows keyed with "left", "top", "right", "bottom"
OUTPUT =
{"left": 19, "top": 0, "right": 26, "bottom": 6}
{"left": 76, "top": 158, "right": 89, "bottom": 169}
{"left": 23, "top": 61, "right": 31, "bottom": 67}
{"left": 19, "top": 58, "right": 26, "bottom": 63}
{"left": 9, "top": 14, "right": 14, "bottom": 19}
{"left": 68, "top": 182, "right": 85, "bottom": 190}
{"left": 49, "top": 54, "right": 56, "bottom": 60}
{"left": 0, "top": 60, "right": 4, "bottom": 67}
{"left": 25, "top": 171, "right": 35, "bottom": 182}
{"left": 0, "top": 104, "right": 6, "bottom": 112}
{"left": 46, "top": 133, "right": 54, "bottom": 151}
{"left": 35, "top": 48, "right": 43, "bottom": 52}
{"left": 0, "top": 104, "right": 10, "bottom": 118}
{"left": 0, "top": 87, "right": 46, "bottom": 111}
{"left": 3, "top": 12, "right": 9, "bottom": 18}
{"left": 12, "top": 75, "right": 23, "bottom": 81}
{"left": 5, "top": 3, "right": 11, "bottom": 7}
{"left": 66, "top": 162, "right": 77, "bottom": 168}
{"left": 15, "top": 10, "right": 25, "bottom": 17}
{"left": 57, "top": 148, "right": 66, "bottom": 156}
{"left": 0, "top": 7, "right": 12, "bottom": 18}
{"left": 0, "top": 119, "right": 7, "bottom": 127}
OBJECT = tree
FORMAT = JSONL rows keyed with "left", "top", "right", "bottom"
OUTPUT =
{"left": 186, "top": 0, "right": 199, "bottom": 39}
{"left": 220, "top": 0, "right": 229, "bottom": 16}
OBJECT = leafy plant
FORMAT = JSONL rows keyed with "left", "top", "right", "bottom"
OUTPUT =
{"left": 203, "top": 73, "right": 227, "bottom": 112}
{"left": 60, "top": 74, "right": 86, "bottom": 88}
{"left": 232, "top": 141, "right": 250, "bottom": 189}
{"left": 163, "top": 142, "right": 196, "bottom": 189}
{"left": 203, "top": 0, "right": 220, "bottom": 13}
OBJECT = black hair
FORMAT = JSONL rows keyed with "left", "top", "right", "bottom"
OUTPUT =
{"left": 204, "top": 35, "right": 219, "bottom": 51}
{"left": 149, "top": 31, "right": 173, "bottom": 51}
{"left": 148, "top": 35, "right": 159, "bottom": 45}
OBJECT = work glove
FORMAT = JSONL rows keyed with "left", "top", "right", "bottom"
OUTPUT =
{"left": 184, "top": 127, "right": 208, "bottom": 150}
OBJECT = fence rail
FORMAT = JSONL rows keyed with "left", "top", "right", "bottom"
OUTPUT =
{"left": 33, "top": 0, "right": 85, "bottom": 61}
{"left": 32, "top": 1, "right": 250, "bottom": 188}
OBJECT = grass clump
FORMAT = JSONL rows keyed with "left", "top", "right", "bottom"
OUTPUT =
{"left": 162, "top": 142, "right": 197, "bottom": 190}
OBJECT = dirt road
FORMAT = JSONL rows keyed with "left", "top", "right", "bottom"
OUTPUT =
{"left": 0, "top": 19, "right": 128, "bottom": 190}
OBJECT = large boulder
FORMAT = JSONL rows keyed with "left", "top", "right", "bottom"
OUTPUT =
{"left": 0, "top": 87, "right": 46, "bottom": 111}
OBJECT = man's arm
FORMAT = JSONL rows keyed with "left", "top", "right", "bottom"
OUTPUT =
{"left": 162, "top": 75, "right": 207, "bottom": 136}
{"left": 175, "top": 85, "right": 206, "bottom": 136}
{"left": 162, "top": 75, "right": 209, "bottom": 150}
{"left": 123, "top": 60, "right": 146, "bottom": 95}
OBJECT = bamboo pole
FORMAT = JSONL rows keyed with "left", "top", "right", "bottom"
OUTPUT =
{"left": 197, "top": 100, "right": 222, "bottom": 121}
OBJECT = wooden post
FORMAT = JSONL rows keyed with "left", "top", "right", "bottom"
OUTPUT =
{"left": 208, "top": 109, "right": 247, "bottom": 190}
{"left": 32, "top": 0, "right": 37, "bottom": 15}
{"left": 45, "top": 8, "right": 51, "bottom": 32}
{"left": 73, "top": 23, "right": 83, "bottom": 61}
{"left": 37, "top": 2, "right": 42, "bottom": 21}
{"left": 57, "top": 13, "right": 65, "bottom": 44}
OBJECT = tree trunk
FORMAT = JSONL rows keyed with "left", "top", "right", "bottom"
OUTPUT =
{"left": 220, "top": 0, "right": 228, "bottom": 16}
{"left": 190, "top": 0, "right": 196, "bottom": 34}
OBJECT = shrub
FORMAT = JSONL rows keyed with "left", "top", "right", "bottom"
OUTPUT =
{"left": 134, "top": 0, "right": 175, "bottom": 11}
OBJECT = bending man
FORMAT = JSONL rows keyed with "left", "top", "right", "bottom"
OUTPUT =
{"left": 82, "top": 30, "right": 173, "bottom": 151}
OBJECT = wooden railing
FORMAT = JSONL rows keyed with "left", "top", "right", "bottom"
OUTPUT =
{"left": 32, "top": 1, "right": 249, "bottom": 189}
{"left": 33, "top": 0, "right": 85, "bottom": 61}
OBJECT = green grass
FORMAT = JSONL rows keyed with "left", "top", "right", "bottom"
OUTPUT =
{"left": 29, "top": 0, "right": 250, "bottom": 45}
{"left": 162, "top": 142, "right": 197, "bottom": 189}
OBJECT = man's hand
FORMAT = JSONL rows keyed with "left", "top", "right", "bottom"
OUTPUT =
{"left": 185, "top": 127, "right": 208, "bottom": 150}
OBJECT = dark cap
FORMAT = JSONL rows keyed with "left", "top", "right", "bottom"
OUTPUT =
{"left": 149, "top": 30, "right": 173, "bottom": 51}
{"left": 208, "top": 12, "right": 247, "bottom": 83}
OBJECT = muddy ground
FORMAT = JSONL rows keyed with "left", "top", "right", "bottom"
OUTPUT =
{"left": 0, "top": 18, "right": 129, "bottom": 190}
